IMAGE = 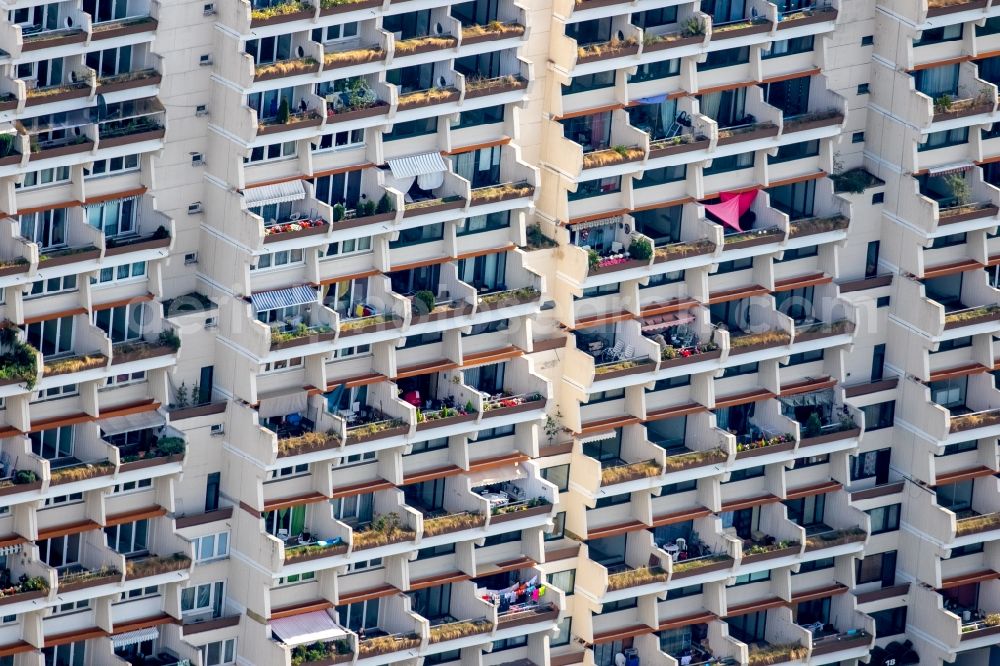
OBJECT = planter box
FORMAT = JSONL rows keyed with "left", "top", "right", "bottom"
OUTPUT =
{"left": 119, "top": 453, "right": 183, "bottom": 473}
{"left": 0, "top": 481, "right": 41, "bottom": 497}
{"left": 654, "top": 243, "right": 717, "bottom": 263}
{"left": 255, "top": 61, "right": 320, "bottom": 82}
{"left": 485, "top": 398, "right": 546, "bottom": 418}
{"left": 788, "top": 217, "right": 849, "bottom": 239}
{"left": 339, "top": 317, "right": 402, "bottom": 338}
{"left": 91, "top": 17, "right": 158, "bottom": 40}
{"left": 649, "top": 137, "right": 710, "bottom": 158}
{"left": 573, "top": 0, "right": 629, "bottom": 8}
{"left": 939, "top": 204, "right": 999, "bottom": 226}
{"left": 663, "top": 450, "right": 728, "bottom": 472}
{"left": 811, "top": 634, "right": 869, "bottom": 655}
{"left": 270, "top": 330, "right": 336, "bottom": 350}
{"left": 0, "top": 98, "right": 17, "bottom": 111}
{"left": 353, "top": 532, "right": 415, "bottom": 551}
{"left": 50, "top": 465, "right": 114, "bottom": 486}
{"left": 659, "top": 348, "right": 722, "bottom": 370}
{"left": 470, "top": 186, "right": 534, "bottom": 206}
{"left": 740, "top": 544, "right": 800, "bottom": 564}
{"left": 402, "top": 197, "right": 467, "bottom": 218}
{"left": 258, "top": 115, "right": 323, "bottom": 137}
{"left": 0, "top": 262, "right": 28, "bottom": 277}
{"left": 263, "top": 222, "right": 330, "bottom": 244}
{"left": 462, "top": 25, "right": 525, "bottom": 45}
{"left": 297, "top": 653, "right": 354, "bottom": 666}
{"left": 320, "top": 0, "right": 381, "bottom": 15}
{"left": 346, "top": 424, "right": 409, "bottom": 445}
{"left": 100, "top": 128, "right": 165, "bottom": 149}
{"left": 124, "top": 558, "right": 190, "bottom": 581}
{"left": 284, "top": 544, "right": 349, "bottom": 562}
{"left": 97, "top": 73, "right": 162, "bottom": 94}
{"left": 38, "top": 248, "right": 99, "bottom": 267}
{"left": 424, "top": 516, "right": 487, "bottom": 536}
{"left": 793, "top": 324, "right": 854, "bottom": 343}
{"left": 710, "top": 21, "right": 771, "bottom": 40}
{"left": 170, "top": 402, "right": 227, "bottom": 420}
{"left": 777, "top": 9, "right": 837, "bottom": 29}
{"left": 723, "top": 232, "right": 783, "bottom": 250}
{"left": 397, "top": 89, "right": 460, "bottom": 111}
{"left": 798, "top": 427, "right": 860, "bottom": 448}
{"left": 933, "top": 103, "right": 994, "bottom": 123}
{"left": 333, "top": 211, "right": 395, "bottom": 230}
{"left": 465, "top": 79, "right": 528, "bottom": 100}
{"left": 325, "top": 102, "right": 389, "bottom": 124}
{"left": 0, "top": 589, "right": 45, "bottom": 606}
{"left": 30, "top": 140, "right": 93, "bottom": 161}
{"left": 0, "top": 155, "right": 21, "bottom": 166}
{"left": 804, "top": 532, "right": 866, "bottom": 553}
{"left": 717, "top": 124, "right": 779, "bottom": 145}
{"left": 43, "top": 355, "right": 108, "bottom": 377}
{"left": 490, "top": 503, "right": 551, "bottom": 524}
{"left": 961, "top": 624, "right": 1000, "bottom": 641}
{"left": 358, "top": 638, "right": 421, "bottom": 659}
{"left": 476, "top": 292, "right": 540, "bottom": 312}
{"left": 24, "top": 86, "right": 90, "bottom": 107}
{"left": 589, "top": 258, "right": 648, "bottom": 276}
{"left": 671, "top": 558, "right": 733, "bottom": 579}
{"left": 22, "top": 30, "right": 86, "bottom": 51}
{"left": 105, "top": 235, "right": 170, "bottom": 256}
{"left": 729, "top": 338, "right": 790, "bottom": 355}
{"left": 577, "top": 43, "right": 639, "bottom": 64}
{"left": 593, "top": 360, "right": 654, "bottom": 380}
{"left": 250, "top": 8, "right": 313, "bottom": 27}
{"left": 645, "top": 34, "right": 704, "bottom": 52}
{"left": 182, "top": 615, "right": 241, "bottom": 636}
{"left": 59, "top": 573, "right": 119, "bottom": 592}
{"left": 112, "top": 343, "right": 174, "bottom": 365}
{"left": 395, "top": 38, "right": 457, "bottom": 57}
{"left": 735, "top": 441, "right": 795, "bottom": 459}
{"left": 928, "top": 0, "right": 987, "bottom": 16}
{"left": 944, "top": 309, "right": 1000, "bottom": 330}
{"left": 410, "top": 303, "right": 474, "bottom": 325}
{"left": 783, "top": 113, "right": 844, "bottom": 133}
{"left": 497, "top": 607, "right": 559, "bottom": 629}
{"left": 415, "top": 411, "right": 477, "bottom": 432}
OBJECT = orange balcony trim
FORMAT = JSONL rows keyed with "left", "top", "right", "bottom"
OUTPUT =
{"left": 928, "top": 363, "right": 990, "bottom": 383}
{"left": 651, "top": 506, "right": 713, "bottom": 527}
{"left": 641, "top": 297, "right": 700, "bottom": 317}
{"left": 593, "top": 623, "right": 654, "bottom": 645}
{"left": 631, "top": 196, "right": 696, "bottom": 214}
{"left": 317, "top": 269, "right": 381, "bottom": 286}
{"left": 23, "top": 307, "right": 88, "bottom": 325}
{"left": 477, "top": 555, "right": 536, "bottom": 577}
{"left": 394, "top": 358, "right": 459, "bottom": 379}
{"left": 553, "top": 103, "right": 625, "bottom": 122}
{"left": 645, "top": 403, "right": 709, "bottom": 422}
{"left": 698, "top": 68, "right": 821, "bottom": 97}
{"left": 658, "top": 611, "right": 717, "bottom": 632}
{"left": 932, "top": 465, "right": 996, "bottom": 488}
{"left": 939, "top": 569, "right": 1000, "bottom": 590}
{"left": 330, "top": 479, "right": 394, "bottom": 499}
{"left": 92, "top": 291, "right": 156, "bottom": 312}
{"left": 105, "top": 505, "right": 166, "bottom": 527}
{"left": 567, "top": 207, "right": 630, "bottom": 226}
{"left": 455, "top": 242, "right": 517, "bottom": 260}
{"left": 84, "top": 187, "right": 147, "bottom": 206}
{"left": 579, "top": 415, "right": 641, "bottom": 435}
{"left": 707, "top": 284, "right": 769, "bottom": 304}
{"left": 446, "top": 137, "right": 511, "bottom": 155}
{"left": 336, "top": 585, "right": 398, "bottom": 607}
{"left": 571, "top": 310, "right": 634, "bottom": 330}
{"left": 409, "top": 570, "right": 469, "bottom": 590}
{"left": 773, "top": 272, "right": 831, "bottom": 292}
{"left": 112, "top": 614, "right": 177, "bottom": 634}
{"left": 790, "top": 583, "right": 848, "bottom": 604}
{"left": 271, "top": 599, "right": 334, "bottom": 620}
{"left": 779, "top": 376, "right": 836, "bottom": 396}
{"left": 262, "top": 491, "right": 329, "bottom": 513}
{"left": 720, "top": 493, "right": 778, "bottom": 513}
{"left": 785, "top": 480, "right": 841, "bottom": 500}
{"left": 924, "top": 259, "right": 985, "bottom": 279}
{"left": 714, "top": 388, "right": 774, "bottom": 409}
{"left": 246, "top": 162, "right": 374, "bottom": 191}
{"left": 0, "top": 534, "right": 27, "bottom": 549}
{"left": 46, "top": 628, "right": 108, "bottom": 647}
{"left": 462, "top": 345, "right": 522, "bottom": 368}
{"left": 910, "top": 55, "right": 974, "bottom": 72}
{"left": 725, "top": 596, "right": 785, "bottom": 618}
{"left": 768, "top": 169, "right": 828, "bottom": 190}
{"left": 38, "top": 519, "right": 101, "bottom": 541}
{"left": 0, "top": 641, "right": 39, "bottom": 657}
{"left": 389, "top": 255, "right": 452, "bottom": 273}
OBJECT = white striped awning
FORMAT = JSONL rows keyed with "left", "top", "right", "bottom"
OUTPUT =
{"left": 387, "top": 151, "right": 447, "bottom": 179}
{"left": 271, "top": 611, "right": 348, "bottom": 647}
{"left": 112, "top": 626, "right": 159, "bottom": 648}
{"left": 243, "top": 179, "right": 306, "bottom": 208}
{"left": 570, "top": 215, "right": 621, "bottom": 230}
{"left": 578, "top": 430, "right": 616, "bottom": 444}
{"left": 928, "top": 162, "right": 973, "bottom": 177}
{"left": 251, "top": 285, "right": 317, "bottom": 312}
{"left": 99, "top": 410, "right": 165, "bottom": 437}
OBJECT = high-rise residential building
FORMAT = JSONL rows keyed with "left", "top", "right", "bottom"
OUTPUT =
{"left": 0, "top": 0, "right": 996, "bottom": 664}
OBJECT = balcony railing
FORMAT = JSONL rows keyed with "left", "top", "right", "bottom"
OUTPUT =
{"left": 746, "top": 643, "right": 808, "bottom": 666}
{"left": 124, "top": 553, "right": 190, "bottom": 580}
{"left": 422, "top": 511, "right": 486, "bottom": 537}
{"left": 353, "top": 513, "right": 416, "bottom": 550}
{"left": 606, "top": 565, "right": 667, "bottom": 591}
{"left": 950, "top": 408, "right": 1000, "bottom": 433}
{"left": 427, "top": 617, "right": 493, "bottom": 644}
{"left": 599, "top": 459, "right": 662, "bottom": 485}
{"left": 955, "top": 512, "right": 1000, "bottom": 536}
{"left": 943, "top": 304, "right": 1000, "bottom": 330}
{"left": 803, "top": 527, "right": 866, "bottom": 551}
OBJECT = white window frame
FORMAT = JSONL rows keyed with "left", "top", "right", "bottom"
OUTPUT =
{"left": 104, "top": 370, "right": 146, "bottom": 387}
{"left": 38, "top": 533, "right": 81, "bottom": 569}
{"left": 85, "top": 154, "right": 140, "bottom": 178}
{"left": 181, "top": 581, "right": 225, "bottom": 618}
{"left": 92, "top": 261, "right": 147, "bottom": 286}
{"left": 26, "top": 273, "right": 77, "bottom": 299}
{"left": 194, "top": 532, "right": 230, "bottom": 562}
{"left": 252, "top": 248, "right": 304, "bottom": 271}
{"left": 201, "top": 638, "right": 237, "bottom": 666}
{"left": 261, "top": 357, "right": 303, "bottom": 374}
{"left": 86, "top": 197, "right": 137, "bottom": 237}
{"left": 17, "top": 166, "right": 70, "bottom": 190}
{"left": 245, "top": 140, "right": 297, "bottom": 164}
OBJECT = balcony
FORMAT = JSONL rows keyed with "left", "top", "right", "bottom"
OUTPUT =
{"left": 123, "top": 552, "right": 191, "bottom": 582}
{"left": 24, "top": 80, "right": 91, "bottom": 108}
{"left": 90, "top": 14, "right": 157, "bottom": 40}
{"left": 324, "top": 77, "right": 390, "bottom": 125}
{"left": 779, "top": 391, "right": 862, "bottom": 448}
{"left": 895, "top": 271, "right": 1000, "bottom": 340}
{"left": 774, "top": 2, "right": 838, "bottom": 29}
{"left": 97, "top": 99, "right": 165, "bottom": 148}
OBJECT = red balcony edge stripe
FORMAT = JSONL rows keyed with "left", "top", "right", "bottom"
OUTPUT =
{"left": 786, "top": 480, "right": 842, "bottom": 500}
{"left": 779, "top": 376, "right": 836, "bottom": 397}
{"left": 790, "top": 583, "right": 848, "bottom": 604}
{"left": 725, "top": 596, "right": 786, "bottom": 618}
{"left": 720, "top": 493, "right": 779, "bottom": 513}
{"left": 105, "top": 505, "right": 167, "bottom": 526}
{"left": 262, "top": 491, "right": 329, "bottom": 513}
{"left": 932, "top": 465, "right": 996, "bottom": 487}
{"left": 658, "top": 611, "right": 717, "bottom": 631}
{"left": 940, "top": 569, "right": 999, "bottom": 589}
{"left": 38, "top": 519, "right": 101, "bottom": 541}
{"left": 271, "top": 599, "right": 334, "bottom": 620}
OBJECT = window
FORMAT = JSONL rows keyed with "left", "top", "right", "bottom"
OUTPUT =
{"left": 938, "top": 440, "right": 978, "bottom": 456}
{"left": 182, "top": 581, "right": 226, "bottom": 618}
{"left": 386, "top": 116, "right": 438, "bottom": 140}
{"left": 93, "top": 302, "right": 145, "bottom": 343}
{"left": 38, "top": 533, "right": 80, "bottom": 569}
{"left": 542, "top": 465, "right": 569, "bottom": 493}
{"left": 30, "top": 425, "right": 73, "bottom": 461}
{"left": 703, "top": 151, "right": 754, "bottom": 175}
{"left": 310, "top": 22, "right": 357, "bottom": 42}
{"left": 245, "top": 141, "right": 296, "bottom": 163}
{"left": 33, "top": 383, "right": 77, "bottom": 402}
{"left": 17, "top": 166, "right": 70, "bottom": 189}
{"left": 277, "top": 572, "right": 316, "bottom": 586}
{"left": 870, "top": 606, "right": 907, "bottom": 637}
{"left": 661, "top": 479, "right": 697, "bottom": 494}
{"left": 26, "top": 315, "right": 74, "bottom": 357}
{"left": 919, "top": 127, "right": 969, "bottom": 151}
{"left": 85, "top": 154, "right": 140, "bottom": 177}
{"left": 104, "top": 519, "right": 148, "bottom": 555}
{"left": 20, "top": 208, "right": 67, "bottom": 249}
{"left": 252, "top": 248, "right": 303, "bottom": 271}
{"left": 721, "top": 361, "right": 758, "bottom": 378}
{"left": 915, "top": 24, "right": 962, "bottom": 46}
{"left": 92, "top": 261, "right": 146, "bottom": 285}
{"left": 85, "top": 44, "right": 132, "bottom": 76}
{"left": 786, "top": 348, "right": 823, "bottom": 366}
{"left": 342, "top": 597, "right": 381, "bottom": 633}
{"left": 871, "top": 343, "right": 886, "bottom": 381}
{"left": 261, "top": 357, "right": 303, "bottom": 374}
{"left": 666, "top": 583, "right": 703, "bottom": 600}
{"left": 732, "top": 569, "right": 770, "bottom": 585}
{"left": 876, "top": 295, "right": 890, "bottom": 308}
{"left": 451, "top": 104, "right": 504, "bottom": 129}
{"left": 857, "top": 83, "right": 870, "bottom": 95}
{"left": 768, "top": 139, "right": 820, "bottom": 164}
{"left": 628, "top": 59, "right": 680, "bottom": 82}
{"left": 861, "top": 401, "right": 895, "bottom": 431}
{"left": 934, "top": 336, "right": 972, "bottom": 353}
{"left": 457, "top": 210, "right": 510, "bottom": 236}
{"left": 635, "top": 164, "right": 687, "bottom": 187}
{"left": 323, "top": 236, "right": 372, "bottom": 258}
{"left": 852, "top": 131, "right": 865, "bottom": 143}
{"left": 315, "top": 128, "right": 364, "bottom": 150}
{"left": 86, "top": 197, "right": 137, "bottom": 237}
{"left": 313, "top": 169, "right": 362, "bottom": 209}
{"left": 548, "top": 569, "right": 575, "bottom": 595}
{"left": 867, "top": 504, "right": 901, "bottom": 534}
{"left": 113, "top": 478, "right": 152, "bottom": 494}
{"left": 194, "top": 532, "right": 230, "bottom": 561}
{"left": 245, "top": 33, "right": 291, "bottom": 65}
{"left": 119, "top": 585, "right": 158, "bottom": 601}
{"left": 330, "top": 493, "right": 374, "bottom": 525}
{"left": 715, "top": 256, "right": 753, "bottom": 274}
{"left": 762, "top": 36, "right": 814, "bottom": 59}
{"left": 872, "top": 192, "right": 884, "bottom": 204}
{"left": 865, "top": 240, "right": 880, "bottom": 277}
{"left": 797, "top": 557, "right": 834, "bottom": 573}
{"left": 726, "top": 466, "right": 765, "bottom": 483}
{"left": 42, "top": 492, "right": 82, "bottom": 507}
{"left": 552, "top": 617, "right": 572, "bottom": 646}
{"left": 850, "top": 448, "right": 890, "bottom": 483}
{"left": 856, "top": 550, "right": 897, "bottom": 586}
{"left": 43, "top": 642, "right": 86, "bottom": 666}
{"left": 201, "top": 639, "right": 237, "bottom": 666}
{"left": 861, "top": 35, "right": 874, "bottom": 46}
{"left": 699, "top": 46, "right": 750, "bottom": 70}
{"left": 545, "top": 512, "right": 566, "bottom": 540}
{"left": 27, "top": 274, "right": 76, "bottom": 299}
{"left": 569, "top": 176, "right": 621, "bottom": 200}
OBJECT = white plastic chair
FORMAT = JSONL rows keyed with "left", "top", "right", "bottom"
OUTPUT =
{"left": 621, "top": 345, "right": 635, "bottom": 360}
{"left": 605, "top": 340, "right": 625, "bottom": 361}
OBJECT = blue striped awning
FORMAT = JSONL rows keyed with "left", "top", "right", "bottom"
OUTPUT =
{"left": 251, "top": 285, "right": 317, "bottom": 312}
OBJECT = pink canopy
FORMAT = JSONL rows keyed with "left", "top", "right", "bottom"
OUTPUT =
{"left": 703, "top": 189, "right": 759, "bottom": 231}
